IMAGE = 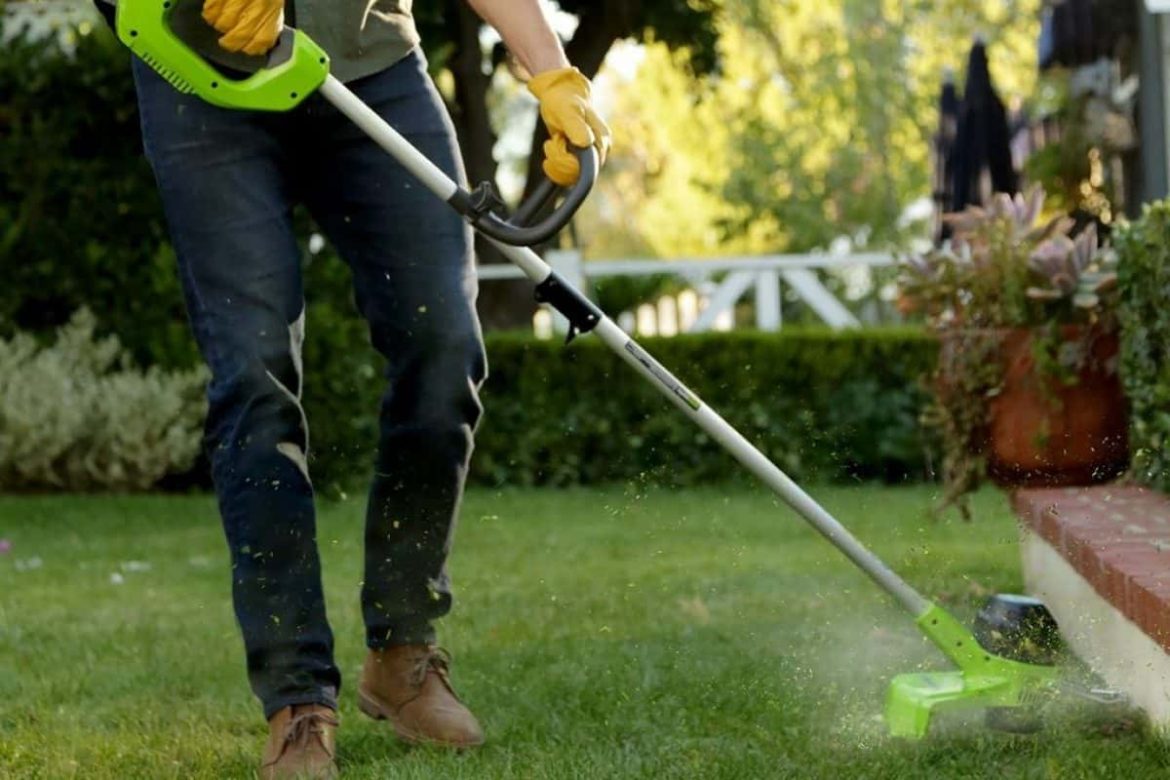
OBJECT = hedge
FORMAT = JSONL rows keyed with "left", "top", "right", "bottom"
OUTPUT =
{"left": 472, "top": 329, "right": 937, "bottom": 486}
{"left": 302, "top": 328, "right": 939, "bottom": 491}
{"left": 1116, "top": 202, "right": 1170, "bottom": 492}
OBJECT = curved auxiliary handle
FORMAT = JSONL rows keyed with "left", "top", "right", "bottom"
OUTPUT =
{"left": 452, "top": 146, "right": 598, "bottom": 247}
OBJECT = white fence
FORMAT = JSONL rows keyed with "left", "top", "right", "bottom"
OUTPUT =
{"left": 478, "top": 251, "right": 897, "bottom": 338}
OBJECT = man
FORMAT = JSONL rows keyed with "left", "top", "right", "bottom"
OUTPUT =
{"left": 130, "top": 0, "right": 610, "bottom": 776}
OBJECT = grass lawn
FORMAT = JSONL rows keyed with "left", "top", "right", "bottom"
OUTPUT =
{"left": 1, "top": 485, "right": 1167, "bottom": 778}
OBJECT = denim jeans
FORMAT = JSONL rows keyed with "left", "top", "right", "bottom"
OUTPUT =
{"left": 133, "top": 50, "right": 487, "bottom": 718}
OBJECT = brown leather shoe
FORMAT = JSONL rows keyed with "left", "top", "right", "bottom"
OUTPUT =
{"left": 260, "top": 704, "right": 339, "bottom": 780}
{"left": 357, "top": 645, "right": 484, "bottom": 748}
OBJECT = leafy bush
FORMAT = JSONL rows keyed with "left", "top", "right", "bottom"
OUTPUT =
{"left": 301, "top": 327, "right": 937, "bottom": 491}
{"left": 589, "top": 273, "right": 678, "bottom": 317}
{"left": 302, "top": 269, "right": 935, "bottom": 493}
{"left": 1116, "top": 202, "right": 1170, "bottom": 491}
{"left": 0, "top": 24, "right": 199, "bottom": 369}
{"left": 0, "top": 310, "right": 208, "bottom": 491}
{"left": 469, "top": 329, "right": 936, "bottom": 487}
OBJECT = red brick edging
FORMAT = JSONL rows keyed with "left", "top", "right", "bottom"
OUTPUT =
{"left": 1013, "top": 485, "right": 1170, "bottom": 653}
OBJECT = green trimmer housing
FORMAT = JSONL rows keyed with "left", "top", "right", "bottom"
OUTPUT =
{"left": 886, "top": 604, "right": 1058, "bottom": 738}
{"left": 113, "top": 0, "right": 1068, "bottom": 740}
{"left": 114, "top": 0, "right": 329, "bottom": 111}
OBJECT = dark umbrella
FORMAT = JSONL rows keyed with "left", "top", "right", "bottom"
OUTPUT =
{"left": 1038, "top": 0, "right": 1096, "bottom": 71}
{"left": 949, "top": 40, "right": 1017, "bottom": 216}
{"left": 932, "top": 70, "right": 960, "bottom": 243}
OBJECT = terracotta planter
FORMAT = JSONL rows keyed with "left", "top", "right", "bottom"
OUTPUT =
{"left": 987, "top": 327, "right": 1129, "bottom": 487}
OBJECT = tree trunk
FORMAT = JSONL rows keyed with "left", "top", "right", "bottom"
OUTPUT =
{"left": 447, "top": 0, "right": 496, "bottom": 187}
{"left": 442, "top": 1, "right": 528, "bottom": 330}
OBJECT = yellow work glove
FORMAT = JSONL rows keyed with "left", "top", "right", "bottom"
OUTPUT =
{"left": 202, "top": 0, "right": 284, "bottom": 56}
{"left": 527, "top": 67, "right": 612, "bottom": 187}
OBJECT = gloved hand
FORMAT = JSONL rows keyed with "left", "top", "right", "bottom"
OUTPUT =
{"left": 202, "top": 0, "right": 284, "bottom": 56}
{"left": 527, "top": 67, "right": 612, "bottom": 187}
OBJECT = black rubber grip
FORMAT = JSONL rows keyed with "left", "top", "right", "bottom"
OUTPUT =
{"left": 471, "top": 146, "right": 598, "bottom": 247}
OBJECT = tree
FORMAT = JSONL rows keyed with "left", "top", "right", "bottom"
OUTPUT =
{"left": 589, "top": 0, "right": 1041, "bottom": 260}
{"left": 413, "top": 1, "right": 720, "bottom": 329}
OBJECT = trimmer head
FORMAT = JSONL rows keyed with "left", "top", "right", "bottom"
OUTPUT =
{"left": 973, "top": 594, "right": 1063, "bottom": 664}
{"left": 885, "top": 601, "right": 1060, "bottom": 738}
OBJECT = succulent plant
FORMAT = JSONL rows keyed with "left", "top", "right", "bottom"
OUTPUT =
{"left": 1026, "top": 224, "right": 1118, "bottom": 310}
{"left": 943, "top": 188, "right": 1071, "bottom": 244}
{"left": 899, "top": 186, "right": 1116, "bottom": 328}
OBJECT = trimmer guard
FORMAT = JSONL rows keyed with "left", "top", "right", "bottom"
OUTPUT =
{"left": 886, "top": 604, "right": 1060, "bottom": 738}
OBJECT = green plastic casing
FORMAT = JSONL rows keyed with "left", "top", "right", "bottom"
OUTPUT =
{"left": 885, "top": 603, "right": 1060, "bottom": 739}
{"left": 115, "top": 0, "right": 329, "bottom": 111}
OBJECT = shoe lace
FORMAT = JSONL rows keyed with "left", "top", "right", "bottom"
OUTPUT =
{"left": 280, "top": 707, "right": 339, "bottom": 757}
{"left": 410, "top": 646, "right": 455, "bottom": 691}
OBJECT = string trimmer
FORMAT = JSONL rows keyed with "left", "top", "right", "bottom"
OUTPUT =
{"left": 111, "top": 0, "right": 1104, "bottom": 738}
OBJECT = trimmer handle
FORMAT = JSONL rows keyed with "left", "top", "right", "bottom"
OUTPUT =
{"left": 115, "top": 0, "right": 328, "bottom": 111}
{"left": 462, "top": 147, "right": 598, "bottom": 247}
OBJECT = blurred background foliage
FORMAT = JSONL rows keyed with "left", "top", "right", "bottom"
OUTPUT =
{"left": 580, "top": 0, "right": 1041, "bottom": 258}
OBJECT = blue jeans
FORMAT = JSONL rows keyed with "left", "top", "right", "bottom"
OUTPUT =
{"left": 133, "top": 50, "right": 487, "bottom": 718}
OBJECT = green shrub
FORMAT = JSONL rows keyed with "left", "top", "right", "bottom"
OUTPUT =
{"left": 1116, "top": 202, "right": 1170, "bottom": 491}
{"left": 0, "top": 25, "right": 199, "bottom": 369}
{"left": 0, "top": 310, "right": 208, "bottom": 491}
{"left": 468, "top": 328, "right": 937, "bottom": 487}
{"left": 302, "top": 327, "right": 937, "bottom": 491}
{"left": 589, "top": 274, "right": 678, "bottom": 316}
